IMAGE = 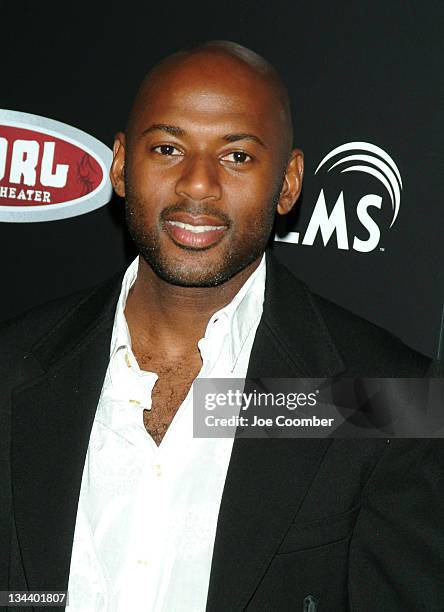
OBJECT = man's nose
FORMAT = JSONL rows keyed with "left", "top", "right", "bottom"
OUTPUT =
{"left": 175, "top": 155, "right": 222, "bottom": 201}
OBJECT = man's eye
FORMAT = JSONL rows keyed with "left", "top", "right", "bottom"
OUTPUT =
{"left": 222, "top": 151, "right": 252, "bottom": 164}
{"left": 153, "top": 145, "right": 182, "bottom": 156}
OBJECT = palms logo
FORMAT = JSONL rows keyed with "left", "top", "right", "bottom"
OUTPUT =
{"left": 276, "top": 142, "right": 403, "bottom": 252}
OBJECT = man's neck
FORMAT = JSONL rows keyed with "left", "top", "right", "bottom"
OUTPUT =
{"left": 124, "top": 255, "right": 263, "bottom": 360}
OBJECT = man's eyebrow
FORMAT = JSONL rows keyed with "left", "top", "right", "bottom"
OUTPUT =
{"left": 222, "top": 133, "right": 267, "bottom": 148}
{"left": 141, "top": 124, "right": 185, "bottom": 137}
{"left": 141, "top": 125, "right": 267, "bottom": 148}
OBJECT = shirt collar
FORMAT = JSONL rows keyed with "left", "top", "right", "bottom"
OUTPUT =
{"left": 110, "top": 254, "right": 266, "bottom": 372}
{"left": 209, "top": 255, "right": 266, "bottom": 371}
{"left": 109, "top": 256, "right": 139, "bottom": 358}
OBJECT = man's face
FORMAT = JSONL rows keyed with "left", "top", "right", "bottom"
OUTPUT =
{"left": 113, "top": 54, "right": 302, "bottom": 287}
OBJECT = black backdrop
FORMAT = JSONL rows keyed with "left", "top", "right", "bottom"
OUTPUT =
{"left": 1, "top": 0, "right": 443, "bottom": 357}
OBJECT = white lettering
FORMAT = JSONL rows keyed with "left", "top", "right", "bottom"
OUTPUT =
{"left": 40, "top": 142, "right": 69, "bottom": 187}
{"left": 353, "top": 194, "right": 382, "bottom": 253}
{"left": 275, "top": 416, "right": 334, "bottom": 427}
{"left": 0, "top": 184, "right": 52, "bottom": 202}
{"left": 302, "top": 190, "right": 349, "bottom": 250}
{"left": 242, "top": 393, "right": 253, "bottom": 410}
{"left": 9, "top": 140, "right": 39, "bottom": 186}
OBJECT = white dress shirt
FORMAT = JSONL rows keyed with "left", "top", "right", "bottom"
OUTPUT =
{"left": 67, "top": 254, "right": 266, "bottom": 612}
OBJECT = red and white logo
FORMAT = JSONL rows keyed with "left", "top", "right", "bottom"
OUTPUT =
{"left": 0, "top": 109, "right": 113, "bottom": 222}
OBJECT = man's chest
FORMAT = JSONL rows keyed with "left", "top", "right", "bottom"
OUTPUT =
{"left": 133, "top": 349, "right": 202, "bottom": 444}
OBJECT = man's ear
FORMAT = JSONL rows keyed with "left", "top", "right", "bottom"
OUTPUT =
{"left": 276, "top": 149, "right": 304, "bottom": 215}
{"left": 110, "top": 132, "right": 126, "bottom": 198}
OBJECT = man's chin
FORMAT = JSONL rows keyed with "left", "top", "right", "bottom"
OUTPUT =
{"left": 140, "top": 251, "right": 255, "bottom": 288}
{"left": 147, "top": 264, "right": 235, "bottom": 288}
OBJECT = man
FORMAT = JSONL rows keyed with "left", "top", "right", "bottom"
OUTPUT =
{"left": 1, "top": 41, "right": 443, "bottom": 611}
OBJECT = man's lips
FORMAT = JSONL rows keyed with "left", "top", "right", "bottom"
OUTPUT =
{"left": 163, "top": 212, "right": 229, "bottom": 249}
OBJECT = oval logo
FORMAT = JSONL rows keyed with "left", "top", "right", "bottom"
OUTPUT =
{"left": 0, "top": 109, "right": 113, "bottom": 222}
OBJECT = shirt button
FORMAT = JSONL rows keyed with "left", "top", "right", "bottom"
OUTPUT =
{"left": 153, "top": 463, "right": 162, "bottom": 477}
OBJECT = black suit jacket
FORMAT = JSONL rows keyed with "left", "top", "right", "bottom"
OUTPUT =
{"left": 1, "top": 251, "right": 443, "bottom": 611}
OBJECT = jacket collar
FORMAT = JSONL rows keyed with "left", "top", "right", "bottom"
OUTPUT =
{"left": 12, "top": 250, "right": 345, "bottom": 603}
{"left": 247, "top": 250, "right": 345, "bottom": 379}
{"left": 31, "top": 272, "right": 123, "bottom": 372}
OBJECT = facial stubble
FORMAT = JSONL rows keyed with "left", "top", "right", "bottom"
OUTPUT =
{"left": 124, "top": 181, "right": 283, "bottom": 288}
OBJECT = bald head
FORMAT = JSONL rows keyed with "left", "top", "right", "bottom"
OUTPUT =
{"left": 111, "top": 40, "right": 304, "bottom": 288}
{"left": 126, "top": 41, "right": 293, "bottom": 156}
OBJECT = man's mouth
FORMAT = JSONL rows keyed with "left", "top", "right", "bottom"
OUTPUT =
{"left": 167, "top": 220, "right": 227, "bottom": 233}
{"left": 163, "top": 214, "right": 229, "bottom": 249}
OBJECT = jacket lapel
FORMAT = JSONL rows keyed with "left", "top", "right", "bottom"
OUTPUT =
{"left": 206, "top": 252, "right": 346, "bottom": 611}
{"left": 11, "top": 274, "right": 122, "bottom": 591}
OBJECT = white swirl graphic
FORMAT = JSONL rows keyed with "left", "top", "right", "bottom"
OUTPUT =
{"left": 315, "top": 142, "right": 402, "bottom": 227}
